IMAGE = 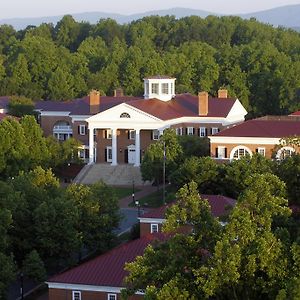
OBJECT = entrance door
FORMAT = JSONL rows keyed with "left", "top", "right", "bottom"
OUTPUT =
{"left": 127, "top": 145, "right": 135, "bottom": 164}
{"left": 106, "top": 146, "right": 112, "bottom": 163}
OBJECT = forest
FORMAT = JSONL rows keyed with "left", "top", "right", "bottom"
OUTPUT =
{"left": 1, "top": 15, "right": 300, "bottom": 116}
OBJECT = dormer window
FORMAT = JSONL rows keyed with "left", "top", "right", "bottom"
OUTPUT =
{"left": 144, "top": 76, "right": 176, "bottom": 102}
{"left": 151, "top": 83, "right": 159, "bottom": 94}
{"left": 120, "top": 112, "right": 130, "bottom": 118}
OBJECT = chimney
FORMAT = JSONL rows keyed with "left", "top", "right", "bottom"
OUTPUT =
{"left": 198, "top": 92, "right": 208, "bottom": 116}
{"left": 89, "top": 90, "right": 100, "bottom": 114}
{"left": 114, "top": 88, "right": 124, "bottom": 97}
{"left": 218, "top": 89, "right": 228, "bottom": 98}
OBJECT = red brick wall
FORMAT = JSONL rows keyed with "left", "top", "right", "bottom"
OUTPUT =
{"left": 49, "top": 288, "right": 143, "bottom": 300}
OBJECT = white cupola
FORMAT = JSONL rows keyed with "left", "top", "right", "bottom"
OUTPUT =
{"left": 143, "top": 75, "right": 176, "bottom": 101}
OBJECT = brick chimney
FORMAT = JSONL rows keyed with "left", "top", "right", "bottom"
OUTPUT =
{"left": 198, "top": 92, "right": 208, "bottom": 116}
{"left": 114, "top": 88, "right": 124, "bottom": 97}
{"left": 218, "top": 89, "right": 228, "bottom": 98}
{"left": 89, "top": 90, "right": 100, "bottom": 114}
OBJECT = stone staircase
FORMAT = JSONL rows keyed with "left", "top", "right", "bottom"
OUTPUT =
{"left": 75, "top": 163, "right": 151, "bottom": 186}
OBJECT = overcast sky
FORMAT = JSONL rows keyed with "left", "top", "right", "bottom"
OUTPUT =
{"left": 1, "top": 0, "right": 300, "bottom": 19}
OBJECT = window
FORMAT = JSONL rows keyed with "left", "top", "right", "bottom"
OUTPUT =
{"left": 120, "top": 112, "right": 130, "bottom": 118}
{"left": 72, "top": 291, "right": 81, "bottom": 300}
{"left": 187, "top": 127, "right": 194, "bottom": 135}
{"left": 151, "top": 224, "right": 159, "bottom": 233}
{"left": 106, "top": 147, "right": 112, "bottom": 162}
{"left": 176, "top": 127, "right": 183, "bottom": 136}
{"left": 106, "top": 129, "right": 112, "bottom": 139}
{"left": 145, "top": 82, "right": 149, "bottom": 95}
{"left": 199, "top": 127, "right": 206, "bottom": 137}
{"left": 151, "top": 83, "right": 159, "bottom": 94}
{"left": 231, "top": 147, "right": 251, "bottom": 160}
{"left": 79, "top": 149, "right": 85, "bottom": 159}
{"left": 79, "top": 124, "right": 86, "bottom": 135}
{"left": 217, "top": 146, "right": 227, "bottom": 159}
{"left": 152, "top": 130, "right": 160, "bottom": 140}
{"left": 162, "top": 83, "right": 168, "bottom": 94}
{"left": 257, "top": 147, "right": 265, "bottom": 156}
{"left": 129, "top": 130, "right": 135, "bottom": 140}
{"left": 108, "top": 294, "right": 117, "bottom": 300}
{"left": 276, "top": 146, "right": 295, "bottom": 160}
{"left": 211, "top": 127, "right": 219, "bottom": 135}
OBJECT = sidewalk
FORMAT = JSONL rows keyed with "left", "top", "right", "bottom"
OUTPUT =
{"left": 118, "top": 185, "right": 160, "bottom": 208}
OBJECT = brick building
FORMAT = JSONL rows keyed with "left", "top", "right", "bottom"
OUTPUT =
{"left": 33, "top": 76, "right": 247, "bottom": 165}
{"left": 209, "top": 115, "right": 300, "bottom": 160}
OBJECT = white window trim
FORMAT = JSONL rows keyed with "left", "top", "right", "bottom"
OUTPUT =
{"left": 72, "top": 291, "right": 81, "bottom": 300}
{"left": 79, "top": 124, "right": 86, "bottom": 135}
{"left": 106, "top": 129, "right": 112, "bottom": 139}
{"left": 187, "top": 127, "right": 194, "bottom": 135}
{"left": 129, "top": 130, "right": 136, "bottom": 140}
{"left": 211, "top": 127, "right": 219, "bottom": 135}
{"left": 152, "top": 130, "right": 160, "bottom": 140}
{"left": 161, "top": 83, "right": 169, "bottom": 94}
{"left": 276, "top": 146, "right": 295, "bottom": 160}
{"left": 151, "top": 223, "right": 159, "bottom": 233}
{"left": 230, "top": 145, "right": 252, "bottom": 160}
{"left": 108, "top": 293, "right": 117, "bottom": 300}
{"left": 217, "top": 146, "right": 226, "bottom": 159}
{"left": 257, "top": 147, "right": 266, "bottom": 156}
{"left": 199, "top": 127, "right": 206, "bottom": 137}
{"left": 106, "top": 146, "right": 112, "bottom": 163}
{"left": 175, "top": 127, "right": 183, "bottom": 136}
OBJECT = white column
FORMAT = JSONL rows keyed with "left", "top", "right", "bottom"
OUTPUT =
{"left": 111, "top": 128, "right": 117, "bottom": 166}
{"left": 88, "top": 125, "right": 95, "bottom": 164}
{"left": 134, "top": 129, "right": 141, "bottom": 167}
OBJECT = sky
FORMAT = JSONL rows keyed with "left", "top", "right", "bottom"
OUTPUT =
{"left": 1, "top": 0, "right": 300, "bottom": 19}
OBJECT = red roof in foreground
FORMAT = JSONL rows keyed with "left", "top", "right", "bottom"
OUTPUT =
{"left": 213, "top": 118, "right": 300, "bottom": 138}
{"left": 35, "top": 94, "right": 236, "bottom": 120}
{"left": 289, "top": 111, "right": 300, "bottom": 116}
{"left": 141, "top": 194, "right": 236, "bottom": 219}
{"left": 48, "top": 233, "right": 167, "bottom": 287}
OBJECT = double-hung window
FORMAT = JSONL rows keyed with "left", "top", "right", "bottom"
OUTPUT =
{"left": 176, "top": 127, "right": 183, "bottom": 136}
{"left": 129, "top": 130, "right": 136, "bottom": 140}
{"left": 152, "top": 130, "right": 160, "bottom": 140}
{"left": 211, "top": 127, "right": 219, "bottom": 135}
{"left": 108, "top": 294, "right": 117, "bottom": 300}
{"left": 72, "top": 291, "right": 81, "bottom": 300}
{"left": 106, "top": 129, "right": 112, "bottom": 139}
{"left": 151, "top": 224, "right": 159, "bottom": 233}
{"left": 199, "top": 127, "right": 206, "bottom": 137}
{"left": 187, "top": 127, "right": 194, "bottom": 135}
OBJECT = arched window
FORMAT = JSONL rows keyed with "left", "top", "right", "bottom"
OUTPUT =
{"left": 120, "top": 112, "right": 130, "bottom": 118}
{"left": 230, "top": 146, "right": 252, "bottom": 160}
{"left": 276, "top": 146, "right": 295, "bottom": 160}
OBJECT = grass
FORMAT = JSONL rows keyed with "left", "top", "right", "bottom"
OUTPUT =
{"left": 129, "top": 185, "right": 177, "bottom": 208}
{"left": 112, "top": 186, "right": 141, "bottom": 200}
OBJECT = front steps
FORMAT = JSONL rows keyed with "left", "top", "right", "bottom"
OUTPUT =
{"left": 75, "top": 163, "right": 151, "bottom": 186}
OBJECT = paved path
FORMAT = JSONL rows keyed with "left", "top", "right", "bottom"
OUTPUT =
{"left": 118, "top": 185, "right": 160, "bottom": 208}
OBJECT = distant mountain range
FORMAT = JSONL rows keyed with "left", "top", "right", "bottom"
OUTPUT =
{"left": 1, "top": 5, "right": 300, "bottom": 30}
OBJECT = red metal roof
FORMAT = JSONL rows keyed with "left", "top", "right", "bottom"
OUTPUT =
{"left": 141, "top": 194, "right": 236, "bottom": 219}
{"left": 289, "top": 111, "right": 300, "bottom": 116}
{"left": 35, "top": 94, "right": 236, "bottom": 120}
{"left": 48, "top": 233, "right": 167, "bottom": 287}
{"left": 213, "top": 118, "right": 300, "bottom": 138}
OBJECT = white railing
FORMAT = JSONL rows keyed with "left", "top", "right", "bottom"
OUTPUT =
{"left": 53, "top": 125, "right": 73, "bottom": 134}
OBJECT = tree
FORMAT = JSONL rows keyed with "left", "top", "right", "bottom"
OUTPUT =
{"left": 141, "top": 129, "right": 183, "bottom": 184}
{"left": 123, "top": 175, "right": 300, "bottom": 299}
{"left": 65, "top": 182, "right": 120, "bottom": 252}
{"left": 22, "top": 250, "right": 46, "bottom": 282}
{"left": 7, "top": 95, "right": 34, "bottom": 117}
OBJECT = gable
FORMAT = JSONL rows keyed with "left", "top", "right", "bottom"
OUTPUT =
{"left": 87, "top": 103, "right": 164, "bottom": 128}
{"left": 226, "top": 99, "right": 248, "bottom": 123}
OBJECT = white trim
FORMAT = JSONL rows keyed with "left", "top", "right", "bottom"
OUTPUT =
{"left": 138, "top": 218, "right": 165, "bottom": 224}
{"left": 209, "top": 136, "right": 281, "bottom": 145}
{"left": 108, "top": 293, "right": 117, "bottom": 300}
{"left": 72, "top": 291, "right": 81, "bottom": 300}
{"left": 79, "top": 124, "right": 86, "bottom": 135}
{"left": 40, "top": 111, "right": 70, "bottom": 116}
{"left": 230, "top": 145, "right": 253, "bottom": 160}
{"left": 151, "top": 223, "right": 159, "bottom": 233}
{"left": 46, "top": 282, "right": 144, "bottom": 295}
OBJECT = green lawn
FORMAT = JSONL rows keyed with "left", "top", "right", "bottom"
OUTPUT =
{"left": 129, "top": 185, "right": 177, "bottom": 208}
{"left": 112, "top": 186, "right": 140, "bottom": 200}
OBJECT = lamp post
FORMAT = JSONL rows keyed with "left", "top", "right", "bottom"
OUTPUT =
{"left": 163, "top": 140, "right": 166, "bottom": 205}
{"left": 20, "top": 272, "right": 24, "bottom": 300}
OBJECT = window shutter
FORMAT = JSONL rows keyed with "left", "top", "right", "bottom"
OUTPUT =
{"left": 105, "top": 149, "right": 107, "bottom": 162}
{"left": 224, "top": 148, "right": 227, "bottom": 158}
{"left": 193, "top": 128, "right": 195, "bottom": 135}
{"left": 125, "top": 149, "right": 128, "bottom": 163}
{"left": 198, "top": 128, "right": 200, "bottom": 136}
{"left": 210, "top": 128, "right": 213, "bottom": 135}
{"left": 78, "top": 126, "right": 80, "bottom": 134}
{"left": 205, "top": 128, "right": 208, "bottom": 136}
{"left": 185, "top": 128, "right": 188, "bottom": 135}
{"left": 150, "top": 131, "right": 153, "bottom": 140}
{"left": 85, "top": 126, "right": 88, "bottom": 135}
{"left": 256, "top": 148, "right": 258, "bottom": 153}
{"left": 215, "top": 148, "right": 218, "bottom": 158}
{"left": 128, "top": 130, "right": 130, "bottom": 139}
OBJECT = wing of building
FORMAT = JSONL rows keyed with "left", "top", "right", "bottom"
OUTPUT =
{"left": 209, "top": 115, "right": 300, "bottom": 160}
{"left": 33, "top": 76, "right": 247, "bottom": 166}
